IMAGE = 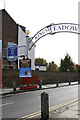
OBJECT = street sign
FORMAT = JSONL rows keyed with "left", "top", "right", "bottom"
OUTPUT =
{"left": 19, "top": 59, "right": 32, "bottom": 77}
{"left": 7, "top": 42, "right": 17, "bottom": 61}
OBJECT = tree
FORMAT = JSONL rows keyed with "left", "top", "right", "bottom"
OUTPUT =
{"left": 47, "top": 61, "right": 58, "bottom": 71}
{"left": 59, "top": 53, "right": 76, "bottom": 72}
{"left": 35, "top": 58, "right": 47, "bottom": 64}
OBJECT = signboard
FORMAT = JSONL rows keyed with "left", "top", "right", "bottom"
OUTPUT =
{"left": 29, "top": 23, "right": 80, "bottom": 50}
{"left": 7, "top": 42, "right": 17, "bottom": 61}
{"left": 19, "top": 67, "right": 32, "bottom": 77}
{"left": 19, "top": 59, "right": 32, "bottom": 77}
{"left": 51, "top": 23, "right": 80, "bottom": 34}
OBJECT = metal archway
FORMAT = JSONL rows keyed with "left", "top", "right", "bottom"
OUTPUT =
{"left": 29, "top": 23, "right": 80, "bottom": 50}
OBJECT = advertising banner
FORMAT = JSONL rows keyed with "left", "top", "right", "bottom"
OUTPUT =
{"left": 19, "top": 59, "right": 32, "bottom": 77}
{"left": 19, "top": 67, "right": 32, "bottom": 77}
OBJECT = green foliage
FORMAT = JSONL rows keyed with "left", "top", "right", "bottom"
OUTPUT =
{"left": 59, "top": 53, "right": 76, "bottom": 72}
{"left": 47, "top": 61, "right": 58, "bottom": 71}
{"left": 35, "top": 58, "right": 47, "bottom": 64}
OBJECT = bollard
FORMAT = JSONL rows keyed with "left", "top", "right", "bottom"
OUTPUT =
{"left": 13, "top": 81, "right": 16, "bottom": 91}
{"left": 69, "top": 81, "right": 71, "bottom": 85}
{"left": 56, "top": 83, "right": 59, "bottom": 87}
{"left": 41, "top": 92, "right": 49, "bottom": 120}
{"left": 39, "top": 80, "right": 42, "bottom": 88}
{"left": 56, "top": 79, "right": 59, "bottom": 87}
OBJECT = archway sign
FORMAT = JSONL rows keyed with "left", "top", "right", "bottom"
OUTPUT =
{"left": 29, "top": 23, "right": 80, "bottom": 50}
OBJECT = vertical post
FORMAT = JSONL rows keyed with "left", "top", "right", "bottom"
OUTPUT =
{"left": 25, "top": 30, "right": 30, "bottom": 59}
{"left": 39, "top": 80, "right": 42, "bottom": 88}
{"left": 41, "top": 92, "right": 49, "bottom": 120}
{"left": 69, "top": 78, "right": 71, "bottom": 85}
{"left": 13, "top": 81, "right": 16, "bottom": 91}
{"left": 27, "top": 77, "right": 29, "bottom": 85}
{"left": 0, "top": 40, "right": 2, "bottom": 88}
{"left": 0, "top": 57, "right": 2, "bottom": 88}
{"left": 69, "top": 81, "right": 71, "bottom": 85}
{"left": 35, "top": 76, "right": 37, "bottom": 85}
{"left": 56, "top": 79, "right": 59, "bottom": 87}
{"left": 23, "top": 77, "right": 25, "bottom": 85}
{"left": 78, "top": 2, "right": 80, "bottom": 119}
{"left": 26, "top": 35, "right": 29, "bottom": 58}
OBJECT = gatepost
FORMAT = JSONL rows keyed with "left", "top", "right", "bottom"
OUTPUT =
{"left": 41, "top": 92, "right": 49, "bottom": 120}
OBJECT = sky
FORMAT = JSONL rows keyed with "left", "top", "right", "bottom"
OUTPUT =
{"left": 0, "top": 0, "right": 79, "bottom": 66}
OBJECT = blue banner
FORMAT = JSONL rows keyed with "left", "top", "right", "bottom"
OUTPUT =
{"left": 8, "top": 46, "right": 17, "bottom": 57}
{"left": 19, "top": 67, "right": 32, "bottom": 77}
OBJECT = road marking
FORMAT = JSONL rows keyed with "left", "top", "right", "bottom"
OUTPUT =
{"left": 16, "top": 111, "right": 41, "bottom": 120}
{"left": 0, "top": 102, "right": 13, "bottom": 106}
{"left": 17, "top": 98, "right": 79, "bottom": 120}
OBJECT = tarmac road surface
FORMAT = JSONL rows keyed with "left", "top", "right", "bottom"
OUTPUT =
{"left": 2, "top": 85, "right": 78, "bottom": 119}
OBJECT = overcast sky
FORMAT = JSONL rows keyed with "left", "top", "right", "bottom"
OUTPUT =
{"left": 0, "top": 0, "right": 79, "bottom": 66}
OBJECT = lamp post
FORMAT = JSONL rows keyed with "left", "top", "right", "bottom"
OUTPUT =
{"left": 25, "top": 30, "right": 30, "bottom": 86}
{"left": 25, "top": 30, "right": 30, "bottom": 59}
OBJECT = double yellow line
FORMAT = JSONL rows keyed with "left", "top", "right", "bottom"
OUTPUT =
{"left": 17, "top": 98, "right": 79, "bottom": 120}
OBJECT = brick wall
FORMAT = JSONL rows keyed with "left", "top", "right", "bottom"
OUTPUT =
{"left": 0, "top": 9, "right": 18, "bottom": 68}
{"left": 2, "top": 69, "right": 79, "bottom": 88}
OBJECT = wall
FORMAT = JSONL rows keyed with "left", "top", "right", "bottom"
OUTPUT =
{"left": 1, "top": 9, "right": 18, "bottom": 68}
{"left": 0, "top": 40, "right": 2, "bottom": 87}
{"left": 0, "top": 10, "right": 2, "bottom": 39}
{"left": 2, "top": 9, "right": 18, "bottom": 53}
{"left": 2, "top": 69, "right": 79, "bottom": 88}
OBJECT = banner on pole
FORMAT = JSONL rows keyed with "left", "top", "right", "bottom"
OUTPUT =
{"left": 19, "top": 59, "right": 32, "bottom": 77}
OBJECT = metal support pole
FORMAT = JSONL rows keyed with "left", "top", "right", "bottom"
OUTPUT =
{"left": 26, "top": 36, "right": 29, "bottom": 58}
{"left": 41, "top": 92, "right": 49, "bottom": 120}
{"left": 23, "top": 77, "right": 25, "bottom": 85}
{"left": 25, "top": 30, "right": 30, "bottom": 59}
{"left": 27, "top": 77, "right": 29, "bottom": 85}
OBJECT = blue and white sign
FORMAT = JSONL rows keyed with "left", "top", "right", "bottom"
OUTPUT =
{"left": 19, "top": 67, "right": 32, "bottom": 77}
{"left": 8, "top": 46, "right": 17, "bottom": 57}
{"left": 7, "top": 42, "right": 17, "bottom": 61}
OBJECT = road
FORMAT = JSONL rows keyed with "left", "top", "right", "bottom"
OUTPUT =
{"left": 1, "top": 85, "right": 78, "bottom": 119}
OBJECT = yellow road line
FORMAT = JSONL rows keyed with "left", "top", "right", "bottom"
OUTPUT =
{"left": 23, "top": 113, "right": 41, "bottom": 120}
{"left": 16, "top": 111, "right": 41, "bottom": 120}
{"left": 17, "top": 98, "right": 79, "bottom": 120}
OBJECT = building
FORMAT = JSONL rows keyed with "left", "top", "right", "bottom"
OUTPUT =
{"left": 0, "top": 9, "right": 35, "bottom": 70}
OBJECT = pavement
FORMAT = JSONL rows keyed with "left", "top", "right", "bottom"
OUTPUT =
{"left": 36, "top": 100, "right": 80, "bottom": 120}
{"left": 0, "top": 82, "right": 80, "bottom": 120}
{"left": 0, "top": 82, "right": 78, "bottom": 95}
